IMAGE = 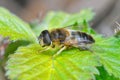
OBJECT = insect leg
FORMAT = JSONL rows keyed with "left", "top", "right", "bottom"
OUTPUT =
{"left": 39, "top": 47, "right": 51, "bottom": 53}
{"left": 39, "top": 42, "right": 53, "bottom": 53}
{"left": 53, "top": 46, "right": 67, "bottom": 58}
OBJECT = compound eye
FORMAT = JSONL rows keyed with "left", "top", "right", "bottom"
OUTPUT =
{"left": 39, "top": 30, "right": 52, "bottom": 46}
{"left": 38, "top": 33, "right": 44, "bottom": 46}
{"left": 38, "top": 34, "right": 42, "bottom": 40}
{"left": 43, "top": 31, "right": 51, "bottom": 46}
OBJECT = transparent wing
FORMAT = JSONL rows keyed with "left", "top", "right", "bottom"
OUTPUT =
{"left": 61, "top": 20, "right": 95, "bottom": 35}
{"left": 61, "top": 22, "right": 82, "bottom": 30}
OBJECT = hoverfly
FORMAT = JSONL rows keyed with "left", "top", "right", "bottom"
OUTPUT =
{"left": 38, "top": 25, "right": 95, "bottom": 57}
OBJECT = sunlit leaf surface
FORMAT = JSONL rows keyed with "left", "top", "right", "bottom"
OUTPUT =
{"left": 6, "top": 36, "right": 120, "bottom": 80}
{"left": 0, "top": 7, "right": 37, "bottom": 43}
{"left": 93, "top": 37, "right": 120, "bottom": 78}
{"left": 6, "top": 44, "right": 100, "bottom": 80}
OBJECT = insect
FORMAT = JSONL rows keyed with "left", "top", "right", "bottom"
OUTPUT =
{"left": 38, "top": 27, "right": 95, "bottom": 57}
{"left": 114, "top": 22, "right": 120, "bottom": 37}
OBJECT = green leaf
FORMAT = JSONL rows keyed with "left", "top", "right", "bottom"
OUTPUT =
{"left": 93, "top": 37, "right": 120, "bottom": 79}
{"left": 31, "top": 9, "right": 94, "bottom": 36}
{"left": 82, "top": 20, "right": 96, "bottom": 34}
{"left": 4, "top": 40, "right": 30, "bottom": 59}
{"left": 95, "top": 66, "right": 119, "bottom": 80}
{"left": 0, "top": 41, "right": 30, "bottom": 67}
{"left": 6, "top": 44, "right": 100, "bottom": 80}
{"left": 0, "top": 7, "right": 37, "bottom": 43}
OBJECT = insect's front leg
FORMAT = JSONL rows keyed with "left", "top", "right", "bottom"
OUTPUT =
{"left": 53, "top": 46, "right": 67, "bottom": 58}
{"left": 39, "top": 42, "right": 54, "bottom": 53}
{"left": 39, "top": 46, "right": 51, "bottom": 53}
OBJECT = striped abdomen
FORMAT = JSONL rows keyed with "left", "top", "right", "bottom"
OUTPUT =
{"left": 64, "top": 30, "right": 95, "bottom": 47}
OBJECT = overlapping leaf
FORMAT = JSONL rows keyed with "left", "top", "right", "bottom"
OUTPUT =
{"left": 4, "top": 40, "right": 30, "bottom": 59}
{"left": 0, "top": 7, "right": 37, "bottom": 43}
{"left": 93, "top": 37, "right": 120, "bottom": 78}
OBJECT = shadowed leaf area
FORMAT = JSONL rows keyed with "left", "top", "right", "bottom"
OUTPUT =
{"left": 4, "top": 40, "right": 30, "bottom": 59}
{"left": 95, "top": 66, "right": 120, "bottom": 80}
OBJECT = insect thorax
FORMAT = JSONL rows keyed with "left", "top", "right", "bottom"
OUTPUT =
{"left": 50, "top": 28, "right": 70, "bottom": 44}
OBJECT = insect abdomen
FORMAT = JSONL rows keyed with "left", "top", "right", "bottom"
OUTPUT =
{"left": 71, "top": 31, "right": 95, "bottom": 44}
